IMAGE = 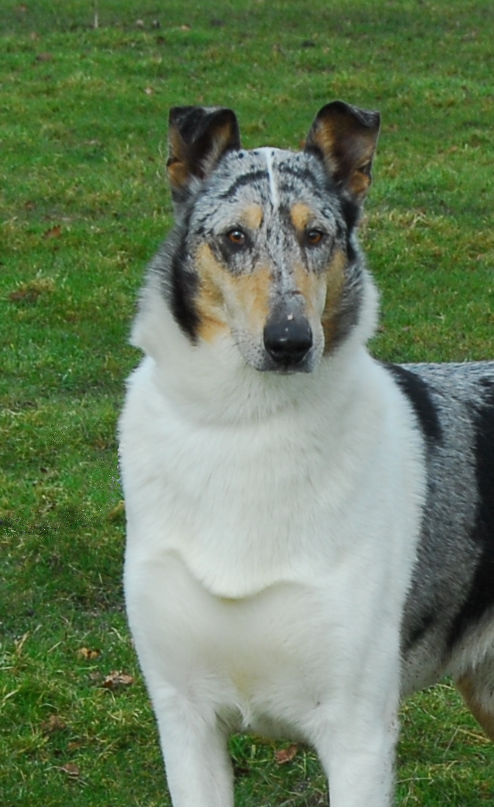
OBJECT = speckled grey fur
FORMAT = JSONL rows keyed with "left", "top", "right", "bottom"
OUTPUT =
{"left": 389, "top": 362, "right": 494, "bottom": 693}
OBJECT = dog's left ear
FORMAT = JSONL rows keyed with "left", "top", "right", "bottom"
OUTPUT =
{"left": 167, "top": 106, "right": 241, "bottom": 202}
{"left": 305, "top": 101, "right": 380, "bottom": 203}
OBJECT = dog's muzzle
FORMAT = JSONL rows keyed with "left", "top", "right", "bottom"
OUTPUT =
{"left": 263, "top": 312, "right": 313, "bottom": 370}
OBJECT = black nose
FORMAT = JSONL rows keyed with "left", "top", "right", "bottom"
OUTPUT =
{"left": 263, "top": 315, "right": 313, "bottom": 367}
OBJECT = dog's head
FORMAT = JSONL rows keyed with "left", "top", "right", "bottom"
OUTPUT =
{"left": 140, "top": 102, "right": 380, "bottom": 374}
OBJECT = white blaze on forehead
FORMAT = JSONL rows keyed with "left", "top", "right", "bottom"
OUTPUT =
{"left": 255, "top": 147, "right": 300, "bottom": 296}
{"left": 258, "top": 147, "right": 279, "bottom": 208}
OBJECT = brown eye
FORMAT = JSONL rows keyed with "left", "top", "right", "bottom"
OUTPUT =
{"left": 226, "top": 228, "right": 246, "bottom": 246}
{"left": 305, "top": 229, "right": 324, "bottom": 246}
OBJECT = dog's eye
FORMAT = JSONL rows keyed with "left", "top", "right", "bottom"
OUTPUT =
{"left": 225, "top": 228, "right": 247, "bottom": 247}
{"left": 305, "top": 229, "right": 325, "bottom": 247}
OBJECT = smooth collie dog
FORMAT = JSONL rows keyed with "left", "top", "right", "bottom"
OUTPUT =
{"left": 119, "top": 101, "right": 494, "bottom": 806}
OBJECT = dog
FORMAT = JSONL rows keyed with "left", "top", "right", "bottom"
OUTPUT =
{"left": 119, "top": 100, "right": 494, "bottom": 806}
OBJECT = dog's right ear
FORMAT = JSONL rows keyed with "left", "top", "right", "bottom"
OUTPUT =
{"left": 167, "top": 106, "right": 241, "bottom": 202}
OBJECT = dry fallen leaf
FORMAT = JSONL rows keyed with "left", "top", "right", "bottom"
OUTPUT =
{"left": 107, "top": 500, "right": 125, "bottom": 521}
{"left": 275, "top": 744, "right": 298, "bottom": 765}
{"left": 14, "top": 631, "right": 30, "bottom": 655}
{"left": 9, "top": 278, "right": 55, "bottom": 304}
{"left": 67, "top": 740, "right": 84, "bottom": 752}
{"left": 101, "top": 670, "right": 134, "bottom": 689}
{"left": 59, "top": 762, "right": 80, "bottom": 778}
{"left": 41, "top": 714, "right": 67, "bottom": 733}
{"left": 77, "top": 646, "right": 100, "bottom": 660}
{"left": 43, "top": 224, "right": 62, "bottom": 239}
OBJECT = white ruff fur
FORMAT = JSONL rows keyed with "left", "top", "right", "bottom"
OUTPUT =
{"left": 120, "top": 278, "right": 426, "bottom": 806}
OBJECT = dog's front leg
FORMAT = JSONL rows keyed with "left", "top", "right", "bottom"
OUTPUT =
{"left": 324, "top": 719, "right": 397, "bottom": 806}
{"left": 314, "top": 672, "right": 400, "bottom": 806}
{"left": 152, "top": 687, "right": 234, "bottom": 807}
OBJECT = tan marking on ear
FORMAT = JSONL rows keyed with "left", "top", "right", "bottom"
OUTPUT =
{"left": 167, "top": 128, "right": 189, "bottom": 191}
{"left": 349, "top": 168, "right": 371, "bottom": 200}
{"left": 311, "top": 125, "right": 336, "bottom": 164}
{"left": 167, "top": 159, "right": 189, "bottom": 192}
{"left": 168, "top": 126, "right": 186, "bottom": 161}
{"left": 200, "top": 120, "right": 237, "bottom": 177}
{"left": 290, "top": 202, "right": 312, "bottom": 234}
{"left": 213, "top": 120, "right": 237, "bottom": 154}
{"left": 313, "top": 120, "right": 373, "bottom": 201}
{"left": 194, "top": 244, "right": 271, "bottom": 343}
{"left": 347, "top": 142, "right": 375, "bottom": 200}
{"left": 457, "top": 675, "right": 494, "bottom": 741}
{"left": 307, "top": 104, "right": 379, "bottom": 203}
{"left": 240, "top": 204, "right": 263, "bottom": 230}
{"left": 166, "top": 110, "right": 240, "bottom": 192}
{"left": 321, "top": 248, "right": 347, "bottom": 352}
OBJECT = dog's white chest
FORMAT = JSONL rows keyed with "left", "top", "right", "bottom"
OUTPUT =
{"left": 126, "top": 548, "right": 349, "bottom": 739}
{"left": 121, "top": 355, "right": 415, "bottom": 599}
{"left": 121, "top": 354, "right": 424, "bottom": 742}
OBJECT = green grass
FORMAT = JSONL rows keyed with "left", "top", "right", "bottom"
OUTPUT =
{"left": 1, "top": 0, "right": 493, "bottom": 804}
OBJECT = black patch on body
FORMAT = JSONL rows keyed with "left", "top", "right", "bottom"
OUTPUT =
{"left": 403, "top": 612, "right": 435, "bottom": 652}
{"left": 447, "top": 380, "right": 494, "bottom": 648}
{"left": 385, "top": 363, "right": 443, "bottom": 446}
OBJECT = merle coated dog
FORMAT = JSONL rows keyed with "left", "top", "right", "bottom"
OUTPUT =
{"left": 119, "top": 100, "right": 494, "bottom": 806}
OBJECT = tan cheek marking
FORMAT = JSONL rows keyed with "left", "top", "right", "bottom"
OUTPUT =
{"left": 321, "top": 248, "right": 346, "bottom": 352}
{"left": 290, "top": 202, "right": 312, "bottom": 233}
{"left": 194, "top": 244, "right": 230, "bottom": 342}
{"left": 294, "top": 263, "right": 325, "bottom": 319}
{"left": 194, "top": 244, "right": 271, "bottom": 343}
{"left": 231, "top": 266, "right": 271, "bottom": 329}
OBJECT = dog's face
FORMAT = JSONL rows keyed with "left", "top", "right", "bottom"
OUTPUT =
{"left": 161, "top": 103, "right": 380, "bottom": 373}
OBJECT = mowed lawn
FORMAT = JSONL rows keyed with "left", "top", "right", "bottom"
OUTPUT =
{"left": 1, "top": 1, "right": 493, "bottom": 805}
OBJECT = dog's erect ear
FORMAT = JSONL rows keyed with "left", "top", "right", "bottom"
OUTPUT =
{"left": 305, "top": 101, "right": 380, "bottom": 203}
{"left": 167, "top": 106, "right": 241, "bottom": 201}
